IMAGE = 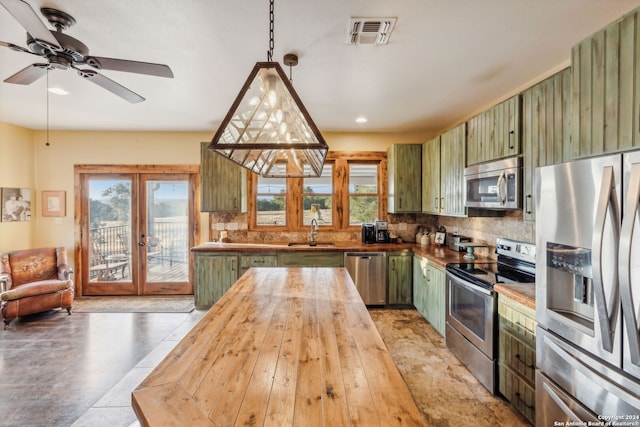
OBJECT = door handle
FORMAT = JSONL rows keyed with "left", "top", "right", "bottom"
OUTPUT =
{"left": 497, "top": 171, "right": 506, "bottom": 204}
{"left": 620, "top": 162, "right": 640, "bottom": 364}
{"left": 138, "top": 233, "right": 146, "bottom": 247}
{"left": 592, "top": 166, "right": 620, "bottom": 353}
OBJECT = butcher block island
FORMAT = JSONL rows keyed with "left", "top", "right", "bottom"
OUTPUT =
{"left": 132, "top": 267, "right": 425, "bottom": 426}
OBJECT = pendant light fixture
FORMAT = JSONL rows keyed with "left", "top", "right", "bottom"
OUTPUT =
{"left": 208, "top": 0, "right": 328, "bottom": 178}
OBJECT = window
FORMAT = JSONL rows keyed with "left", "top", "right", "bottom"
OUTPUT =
{"left": 303, "top": 164, "right": 333, "bottom": 226}
{"left": 256, "top": 164, "right": 287, "bottom": 226}
{"left": 249, "top": 152, "right": 386, "bottom": 230}
{"left": 348, "top": 163, "right": 379, "bottom": 225}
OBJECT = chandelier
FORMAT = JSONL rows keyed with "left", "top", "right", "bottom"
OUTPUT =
{"left": 208, "top": 0, "right": 328, "bottom": 178}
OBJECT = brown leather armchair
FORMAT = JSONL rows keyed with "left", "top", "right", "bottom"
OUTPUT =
{"left": 0, "top": 247, "right": 74, "bottom": 329}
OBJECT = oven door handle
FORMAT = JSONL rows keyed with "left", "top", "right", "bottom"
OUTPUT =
{"left": 448, "top": 274, "right": 493, "bottom": 296}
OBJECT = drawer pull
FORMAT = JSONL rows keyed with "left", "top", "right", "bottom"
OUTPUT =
{"left": 515, "top": 392, "right": 534, "bottom": 410}
{"left": 515, "top": 353, "right": 535, "bottom": 369}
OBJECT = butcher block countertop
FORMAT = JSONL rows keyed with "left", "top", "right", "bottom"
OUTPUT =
{"left": 132, "top": 267, "right": 426, "bottom": 426}
{"left": 494, "top": 283, "right": 536, "bottom": 309}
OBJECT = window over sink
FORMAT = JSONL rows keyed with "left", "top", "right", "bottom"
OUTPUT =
{"left": 248, "top": 152, "right": 386, "bottom": 231}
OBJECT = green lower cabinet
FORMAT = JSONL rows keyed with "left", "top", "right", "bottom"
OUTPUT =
{"left": 412, "top": 255, "right": 445, "bottom": 337}
{"left": 239, "top": 253, "right": 278, "bottom": 277}
{"left": 194, "top": 253, "right": 238, "bottom": 308}
{"left": 413, "top": 255, "right": 428, "bottom": 317}
{"left": 388, "top": 253, "right": 412, "bottom": 305}
{"left": 498, "top": 294, "right": 536, "bottom": 424}
{"left": 277, "top": 251, "right": 343, "bottom": 267}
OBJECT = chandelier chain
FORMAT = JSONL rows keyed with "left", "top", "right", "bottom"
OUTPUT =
{"left": 268, "top": 0, "right": 274, "bottom": 61}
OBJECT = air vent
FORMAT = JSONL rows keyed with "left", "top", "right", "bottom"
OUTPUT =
{"left": 347, "top": 17, "right": 397, "bottom": 45}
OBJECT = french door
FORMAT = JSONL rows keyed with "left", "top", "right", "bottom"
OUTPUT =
{"left": 78, "top": 167, "right": 198, "bottom": 296}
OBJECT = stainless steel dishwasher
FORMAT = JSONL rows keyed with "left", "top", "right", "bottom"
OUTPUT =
{"left": 344, "top": 252, "right": 387, "bottom": 305}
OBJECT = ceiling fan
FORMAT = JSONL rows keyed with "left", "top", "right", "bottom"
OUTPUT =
{"left": 0, "top": 0, "right": 174, "bottom": 103}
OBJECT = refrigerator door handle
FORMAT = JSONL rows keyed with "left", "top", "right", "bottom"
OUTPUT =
{"left": 592, "top": 165, "right": 620, "bottom": 353}
{"left": 620, "top": 162, "right": 640, "bottom": 364}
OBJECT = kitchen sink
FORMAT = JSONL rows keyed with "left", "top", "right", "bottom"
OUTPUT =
{"left": 287, "top": 242, "right": 335, "bottom": 247}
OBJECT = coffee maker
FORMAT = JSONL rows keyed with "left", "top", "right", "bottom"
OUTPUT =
{"left": 361, "top": 223, "right": 376, "bottom": 244}
{"left": 374, "top": 220, "right": 390, "bottom": 243}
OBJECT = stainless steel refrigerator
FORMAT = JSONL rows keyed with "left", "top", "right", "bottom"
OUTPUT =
{"left": 535, "top": 150, "right": 640, "bottom": 424}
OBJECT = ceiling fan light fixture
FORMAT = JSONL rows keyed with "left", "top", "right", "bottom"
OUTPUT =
{"left": 209, "top": 61, "right": 328, "bottom": 178}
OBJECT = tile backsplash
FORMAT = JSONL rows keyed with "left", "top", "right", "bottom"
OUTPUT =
{"left": 208, "top": 210, "right": 534, "bottom": 260}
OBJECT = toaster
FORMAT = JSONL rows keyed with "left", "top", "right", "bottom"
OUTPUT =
{"left": 447, "top": 234, "right": 471, "bottom": 252}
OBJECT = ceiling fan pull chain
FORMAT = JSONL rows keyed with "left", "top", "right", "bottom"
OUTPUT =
{"left": 268, "top": 0, "right": 275, "bottom": 62}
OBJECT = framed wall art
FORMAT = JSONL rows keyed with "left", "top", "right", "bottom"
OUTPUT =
{"left": 1, "top": 187, "right": 32, "bottom": 222}
{"left": 42, "top": 191, "right": 66, "bottom": 217}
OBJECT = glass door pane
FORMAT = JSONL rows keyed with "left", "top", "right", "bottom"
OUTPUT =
{"left": 84, "top": 176, "right": 136, "bottom": 295}
{"left": 142, "top": 176, "right": 191, "bottom": 294}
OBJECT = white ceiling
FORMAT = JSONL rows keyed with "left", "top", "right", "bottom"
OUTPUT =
{"left": 1, "top": 0, "right": 640, "bottom": 135}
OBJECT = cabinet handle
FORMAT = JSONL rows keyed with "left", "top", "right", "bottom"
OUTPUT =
{"left": 440, "top": 197, "right": 444, "bottom": 211}
{"left": 515, "top": 353, "right": 535, "bottom": 369}
{"left": 434, "top": 197, "right": 438, "bottom": 209}
{"left": 509, "top": 130, "right": 515, "bottom": 150}
{"left": 515, "top": 392, "right": 534, "bottom": 410}
{"left": 233, "top": 197, "right": 238, "bottom": 209}
{"left": 232, "top": 259, "right": 236, "bottom": 271}
{"left": 391, "top": 259, "right": 396, "bottom": 271}
{"left": 254, "top": 260, "right": 265, "bottom": 264}
{"left": 525, "top": 194, "right": 532, "bottom": 214}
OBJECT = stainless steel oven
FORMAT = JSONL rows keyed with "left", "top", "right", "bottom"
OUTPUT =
{"left": 445, "top": 238, "right": 536, "bottom": 394}
{"left": 446, "top": 270, "right": 498, "bottom": 392}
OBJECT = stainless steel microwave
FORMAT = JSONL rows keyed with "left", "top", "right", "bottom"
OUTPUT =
{"left": 464, "top": 157, "right": 522, "bottom": 209}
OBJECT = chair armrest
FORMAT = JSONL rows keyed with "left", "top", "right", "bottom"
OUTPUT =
{"left": 0, "top": 273, "right": 9, "bottom": 293}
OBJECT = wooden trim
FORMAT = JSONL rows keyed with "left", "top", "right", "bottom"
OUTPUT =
{"left": 73, "top": 165, "right": 201, "bottom": 297}
{"left": 247, "top": 152, "right": 388, "bottom": 232}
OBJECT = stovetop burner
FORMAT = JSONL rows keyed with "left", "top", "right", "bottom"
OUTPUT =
{"left": 445, "top": 238, "right": 536, "bottom": 289}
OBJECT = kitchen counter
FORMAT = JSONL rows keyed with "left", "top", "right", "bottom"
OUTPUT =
{"left": 494, "top": 283, "right": 536, "bottom": 309}
{"left": 192, "top": 241, "right": 492, "bottom": 265}
{"left": 132, "top": 267, "right": 425, "bottom": 426}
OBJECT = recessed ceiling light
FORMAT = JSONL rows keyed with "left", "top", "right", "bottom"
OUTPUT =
{"left": 48, "top": 87, "right": 69, "bottom": 95}
{"left": 355, "top": 116, "right": 368, "bottom": 124}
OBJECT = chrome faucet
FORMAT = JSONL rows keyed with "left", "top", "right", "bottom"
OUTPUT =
{"left": 309, "top": 218, "right": 318, "bottom": 246}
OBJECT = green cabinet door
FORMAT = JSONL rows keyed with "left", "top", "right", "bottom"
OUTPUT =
{"left": 426, "top": 263, "right": 446, "bottom": 337}
{"left": 194, "top": 253, "right": 238, "bottom": 308}
{"left": 522, "top": 68, "right": 571, "bottom": 222}
{"left": 570, "top": 9, "right": 640, "bottom": 159}
{"left": 388, "top": 254, "right": 412, "bottom": 305}
{"left": 277, "top": 251, "right": 343, "bottom": 267}
{"left": 421, "top": 136, "right": 441, "bottom": 214}
{"left": 388, "top": 144, "right": 422, "bottom": 213}
{"left": 412, "top": 255, "right": 428, "bottom": 317}
{"left": 439, "top": 123, "right": 467, "bottom": 217}
{"left": 200, "top": 141, "right": 247, "bottom": 212}
{"left": 467, "top": 95, "right": 521, "bottom": 165}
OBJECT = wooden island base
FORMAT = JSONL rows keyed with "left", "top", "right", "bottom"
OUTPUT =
{"left": 132, "top": 267, "right": 425, "bottom": 426}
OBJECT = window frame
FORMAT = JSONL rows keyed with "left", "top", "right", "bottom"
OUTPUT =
{"left": 247, "top": 151, "right": 387, "bottom": 231}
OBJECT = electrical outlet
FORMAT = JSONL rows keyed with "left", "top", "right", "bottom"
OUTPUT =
{"left": 227, "top": 222, "right": 239, "bottom": 230}
{"left": 216, "top": 223, "right": 225, "bottom": 230}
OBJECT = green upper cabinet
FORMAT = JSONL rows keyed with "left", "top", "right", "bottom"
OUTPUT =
{"left": 388, "top": 144, "right": 422, "bottom": 213}
{"left": 200, "top": 141, "right": 247, "bottom": 212}
{"left": 570, "top": 9, "right": 640, "bottom": 159}
{"left": 439, "top": 123, "right": 467, "bottom": 216}
{"left": 467, "top": 95, "right": 521, "bottom": 165}
{"left": 388, "top": 253, "right": 412, "bottom": 305}
{"left": 522, "top": 68, "right": 572, "bottom": 222}
{"left": 422, "top": 124, "right": 466, "bottom": 217}
{"left": 421, "top": 136, "right": 440, "bottom": 214}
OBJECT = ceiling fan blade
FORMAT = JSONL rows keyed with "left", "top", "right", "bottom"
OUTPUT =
{"left": 0, "top": 39, "right": 36, "bottom": 54}
{"left": 77, "top": 69, "right": 145, "bottom": 103}
{"left": 85, "top": 56, "right": 174, "bottom": 78}
{"left": 4, "top": 63, "right": 48, "bottom": 84}
{"left": 0, "top": 0, "right": 60, "bottom": 51}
